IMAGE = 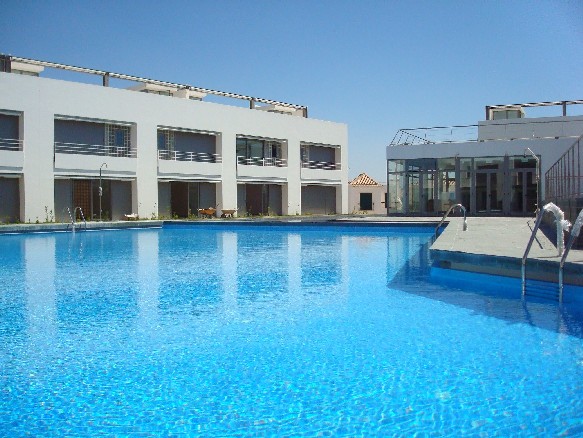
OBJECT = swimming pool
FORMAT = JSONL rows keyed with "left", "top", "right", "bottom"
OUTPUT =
{"left": 1, "top": 224, "right": 582, "bottom": 436}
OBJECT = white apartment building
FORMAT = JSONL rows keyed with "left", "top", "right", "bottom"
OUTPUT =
{"left": 386, "top": 101, "right": 583, "bottom": 217}
{"left": 0, "top": 55, "right": 348, "bottom": 223}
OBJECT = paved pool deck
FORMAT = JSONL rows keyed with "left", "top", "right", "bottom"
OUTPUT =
{"left": 339, "top": 215, "right": 583, "bottom": 285}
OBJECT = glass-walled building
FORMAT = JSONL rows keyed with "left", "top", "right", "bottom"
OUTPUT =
{"left": 387, "top": 101, "right": 583, "bottom": 217}
{"left": 387, "top": 155, "right": 538, "bottom": 216}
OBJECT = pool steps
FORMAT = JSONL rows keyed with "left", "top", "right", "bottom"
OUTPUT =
{"left": 522, "top": 205, "right": 583, "bottom": 302}
{"left": 65, "top": 206, "right": 87, "bottom": 231}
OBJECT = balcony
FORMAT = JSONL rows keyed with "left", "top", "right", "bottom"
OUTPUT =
{"left": 301, "top": 160, "right": 340, "bottom": 170}
{"left": 237, "top": 156, "right": 287, "bottom": 167}
{"left": 158, "top": 149, "right": 221, "bottom": 163}
{"left": 157, "top": 149, "right": 222, "bottom": 179}
{"left": 54, "top": 141, "right": 137, "bottom": 176}
{"left": 0, "top": 137, "right": 24, "bottom": 171}
{"left": 55, "top": 141, "right": 136, "bottom": 158}
{"left": 0, "top": 137, "right": 22, "bottom": 151}
{"left": 236, "top": 156, "right": 288, "bottom": 181}
{"left": 301, "top": 160, "right": 342, "bottom": 182}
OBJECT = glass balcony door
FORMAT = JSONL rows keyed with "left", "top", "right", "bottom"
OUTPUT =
{"left": 475, "top": 170, "right": 502, "bottom": 214}
{"left": 510, "top": 169, "right": 537, "bottom": 215}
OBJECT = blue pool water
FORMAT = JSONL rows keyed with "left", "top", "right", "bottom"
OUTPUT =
{"left": 1, "top": 224, "right": 582, "bottom": 436}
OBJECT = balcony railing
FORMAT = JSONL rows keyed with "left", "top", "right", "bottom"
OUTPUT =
{"left": 237, "top": 156, "right": 287, "bottom": 167}
{"left": 158, "top": 149, "right": 221, "bottom": 163}
{"left": 0, "top": 138, "right": 23, "bottom": 151}
{"left": 54, "top": 141, "right": 136, "bottom": 158}
{"left": 301, "top": 160, "right": 340, "bottom": 170}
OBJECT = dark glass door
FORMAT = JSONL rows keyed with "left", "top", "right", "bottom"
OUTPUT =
{"left": 360, "top": 193, "right": 373, "bottom": 210}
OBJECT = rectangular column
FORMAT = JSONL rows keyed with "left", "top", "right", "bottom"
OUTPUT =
{"left": 285, "top": 137, "right": 301, "bottom": 215}
{"left": 133, "top": 120, "right": 158, "bottom": 218}
{"left": 22, "top": 107, "right": 54, "bottom": 222}
{"left": 217, "top": 131, "right": 238, "bottom": 215}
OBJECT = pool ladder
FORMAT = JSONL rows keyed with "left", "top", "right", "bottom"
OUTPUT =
{"left": 66, "top": 207, "right": 87, "bottom": 231}
{"left": 522, "top": 207, "right": 583, "bottom": 302}
{"left": 435, "top": 204, "right": 467, "bottom": 238}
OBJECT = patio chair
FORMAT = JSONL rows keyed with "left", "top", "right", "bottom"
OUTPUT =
{"left": 198, "top": 207, "right": 216, "bottom": 218}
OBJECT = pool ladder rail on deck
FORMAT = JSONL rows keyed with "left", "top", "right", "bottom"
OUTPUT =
{"left": 66, "top": 206, "right": 87, "bottom": 231}
{"left": 435, "top": 204, "right": 468, "bottom": 238}
{"left": 522, "top": 206, "right": 583, "bottom": 302}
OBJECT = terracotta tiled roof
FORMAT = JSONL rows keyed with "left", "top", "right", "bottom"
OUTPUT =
{"left": 349, "top": 173, "right": 381, "bottom": 186}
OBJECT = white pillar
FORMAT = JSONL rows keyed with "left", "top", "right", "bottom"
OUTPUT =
{"left": 133, "top": 120, "right": 158, "bottom": 218}
{"left": 22, "top": 108, "right": 54, "bottom": 222}
{"left": 285, "top": 137, "right": 301, "bottom": 215}
{"left": 218, "top": 131, "right": 238, "bottom": 215}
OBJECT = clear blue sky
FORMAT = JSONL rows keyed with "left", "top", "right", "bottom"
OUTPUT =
{"left": 2, "top": 0, "right": 582, "bottom": 182}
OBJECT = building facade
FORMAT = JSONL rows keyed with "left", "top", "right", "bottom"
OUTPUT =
{"left": 386, "top": 101, "right": 583, "bottom": 216}
{"left": 0, "top": 55, "right": 348, "bottom": 223}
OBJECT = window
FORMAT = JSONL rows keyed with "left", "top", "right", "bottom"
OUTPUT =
{"left": 157, "top": 130, "right": 175, "bottom": 151}
{"left": 105, "top": 124, "right": 131, "bottom": 156}
{"left": 300, "top": 144, "right": 337, "bottom": 169}
{"left": 236, "top": 137, "right": 284, "bottom": 166}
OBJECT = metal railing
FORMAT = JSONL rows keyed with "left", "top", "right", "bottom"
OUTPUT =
{"left": 559, "top": 208, "right": 583, "bottom": 297}
{"left": 545, "top": 134, "right": 583, "bottom": 202}
{"left": 390, "top": 119, "right": 583, "bottom": 147}
{"left": 390, "top": 125, "right": 477, "bottom": 146}
{"left": 54, "top": 141, "right": 137, "bottom": 158}
{"left": 434, "top": 204, "right": 467, "bottom": 238}
{"left": 66, "top": 206, "right": 87, "bottom": 231}
{"left": 301, "top": 160, "right": 341, "bottom": 170}
{"left": 237, "top": 156, "right": 287, "bottom": 167}
{"left": 522, "top": 205, "right": 582, "bottom": 302}
{"left": 158, "top": 149, "right": 221, "bottom": 163}
{"left": 0, "top": 138, "right": 23, "bottom": 151}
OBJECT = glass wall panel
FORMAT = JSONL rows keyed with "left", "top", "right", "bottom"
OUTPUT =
{"left": 437, "top": 158, "right": 456, "bottom": 212}
{"left": 387, "top": 160, "right": 405, "bottom": 214}
{"left": 459, "top": 158, "right": 472, "bottom": 212}
{"left": 422, "top": 171, "right": 435, "bottom": 213}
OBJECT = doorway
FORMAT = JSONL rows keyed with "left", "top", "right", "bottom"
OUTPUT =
{"left": 475, "top": 170, "right": 502, "bottom": 213}
{"left": 359, "top": 193, "right": 373, "bottom": 210}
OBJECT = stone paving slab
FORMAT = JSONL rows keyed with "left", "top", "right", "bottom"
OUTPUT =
{"left": 430, "top": 216, "right": 583, "bottom": 284}
{"left": 432, "top": 217, "right": 583, "bottom": 263}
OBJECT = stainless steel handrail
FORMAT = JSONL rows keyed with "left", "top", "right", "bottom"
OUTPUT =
{"left": 66, "top": 206, "right": 87, "bottom": 231}
{"left": 521, "top": 209, "right": 546, "bottom": 296}
{"left": 434, "top": 204, "right": 467, "bottom": 238}
{"left": 559, "top": 208, "right": 583, "bottom": 301}
{"left": 74, "top": 207, "right": 87, "bottom": 230}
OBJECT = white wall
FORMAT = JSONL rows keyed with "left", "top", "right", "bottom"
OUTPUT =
{"left": 478, "top": 116, "right": 583, "bottom": 141}
{"left": 0, "top": 72, "right": 349, "bottom": 221}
